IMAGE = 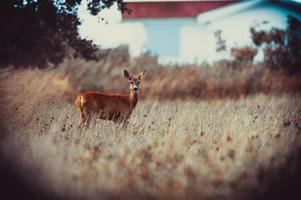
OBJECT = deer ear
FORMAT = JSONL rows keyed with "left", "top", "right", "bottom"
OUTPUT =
{"left": 124, "top": 69, "right": 130, "bottom": 80}
{"left": 138, "top": 69, "right": 147, "bottom": 79}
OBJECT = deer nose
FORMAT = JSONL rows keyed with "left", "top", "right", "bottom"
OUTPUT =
{"left": 133, "top": 87, "right": 138, "bottom": 92}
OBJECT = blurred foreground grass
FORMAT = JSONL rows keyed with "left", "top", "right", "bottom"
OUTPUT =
{"left": 1, "top": 93, "right": 300, "bottom": 199}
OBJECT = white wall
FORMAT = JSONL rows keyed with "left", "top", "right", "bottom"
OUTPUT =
{"left": 179, "top": 23, "right": 216, "bottom": 63}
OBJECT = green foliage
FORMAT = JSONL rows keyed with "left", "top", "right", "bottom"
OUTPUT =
{"left": 250, "top": 15, "right": 301, "bottom": 74}
{"left": 0, "top": 0, "right": 129, "bottom": 68}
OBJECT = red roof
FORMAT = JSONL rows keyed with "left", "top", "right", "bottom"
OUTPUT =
{"left": 122, "top": 1, "right": 238, "bottom": 19}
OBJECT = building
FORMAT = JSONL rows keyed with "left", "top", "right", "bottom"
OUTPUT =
{"left": 122, "top": 0, "right": 238, "bottom": 63}
{"left": 120, "top": 0, "right": 301, "bottom": 63}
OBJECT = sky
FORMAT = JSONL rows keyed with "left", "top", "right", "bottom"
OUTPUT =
{"left": 78, "top": 0, "right": 147, "bottom": 56}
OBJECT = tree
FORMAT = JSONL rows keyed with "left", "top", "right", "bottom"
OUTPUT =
{"left": 250, "top": 15, "right": 301, "bottom": 74}
{"left": 0, "top": 0, "right": 129, "bottom": 68}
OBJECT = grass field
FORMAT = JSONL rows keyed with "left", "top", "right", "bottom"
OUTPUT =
{"left": 0, "top": 60, "right": 300, "bottom": 199}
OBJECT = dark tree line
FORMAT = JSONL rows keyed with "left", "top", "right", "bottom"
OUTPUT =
{"left": 0, "top": 0, "right": 129, "bottom": 68}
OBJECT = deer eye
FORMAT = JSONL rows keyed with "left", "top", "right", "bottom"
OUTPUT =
{"left": 130, "top": 81, "right": 133, "bottom": 84}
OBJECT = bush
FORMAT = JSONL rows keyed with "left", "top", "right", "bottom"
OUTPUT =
{"left": 231, "top": 46, "right": 258, "bottom": 66}
{"left": 250, "top": 15, "right": 301, "bottom": 74}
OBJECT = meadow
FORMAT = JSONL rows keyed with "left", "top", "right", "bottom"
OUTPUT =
{"left": 0, "top": 51, "right": 301, "bottom": 199}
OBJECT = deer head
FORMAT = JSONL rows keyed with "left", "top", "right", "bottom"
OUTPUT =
{"left": 124, "top": 69, "right": 147, "bottom": 93}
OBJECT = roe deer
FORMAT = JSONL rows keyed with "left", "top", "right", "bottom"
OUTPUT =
{"left": 76, "top": 69, "right": 147, "bottom": 127}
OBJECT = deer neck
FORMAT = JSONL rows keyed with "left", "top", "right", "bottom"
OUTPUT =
{"left": 129, "top": 90, "right": 138, "bottom": 109}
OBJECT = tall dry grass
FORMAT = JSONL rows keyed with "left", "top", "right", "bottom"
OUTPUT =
{"left": 0, "top": 57, "right": 301, "bottom": 199}
{"left": 58, "top": 56, "right": 301, "bottom": 101}
{"left": 2, "top": 47, "right": 298, "bottom": 104}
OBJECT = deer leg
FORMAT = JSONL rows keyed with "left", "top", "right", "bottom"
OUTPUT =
{"left": 79, "top": 109, "right": 91, "bottom": 128}
{"left": 122, "top": 114, "right": 131, "bottom": 128}
{"left": 122, "top": 120, "right": 129, "bottom": 128}
{"left": 79, "top": 112, "right": 86, "bottom": 128}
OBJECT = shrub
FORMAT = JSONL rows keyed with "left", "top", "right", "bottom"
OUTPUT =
{"left": 250, "top": 15, "right": 301, "bottom": 74}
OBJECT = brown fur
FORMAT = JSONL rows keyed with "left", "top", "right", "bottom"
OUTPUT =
{"left": 76, "top": 69, "right": 146, "bottom": 127}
